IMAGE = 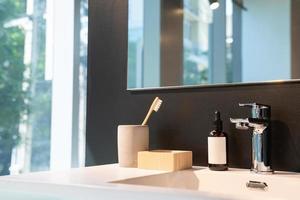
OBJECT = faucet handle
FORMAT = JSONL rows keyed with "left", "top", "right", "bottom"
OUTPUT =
{"left": 238, "top": 103, "right": 271, "bottom": 120}
{"left": 239, "top": 103, "right": 269, "bottom": 109}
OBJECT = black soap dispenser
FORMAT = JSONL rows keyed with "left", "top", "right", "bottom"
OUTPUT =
{"left": 208, "top": 111, "right": 228, "bottom": 171}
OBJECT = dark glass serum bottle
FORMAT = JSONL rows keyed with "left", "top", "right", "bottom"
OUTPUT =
{"left": 208, "top": 111, "right": 228, "bottom": 171}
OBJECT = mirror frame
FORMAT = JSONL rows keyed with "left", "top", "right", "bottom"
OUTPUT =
{"left": 126, "top": 78, "right": 300, "bottom": 91}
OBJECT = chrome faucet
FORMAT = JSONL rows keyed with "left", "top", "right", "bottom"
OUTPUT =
{"left": 230, "top": 103, "right": 273, "bottom": 174}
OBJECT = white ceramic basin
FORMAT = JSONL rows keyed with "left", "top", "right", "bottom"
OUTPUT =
{"left": 112, "top": 167, "right": 300, "bottom": 200}
{"left": 1, "top": 165, "right": 299, "bottom": 200}
{"left": 0, "top": 179, "right": 227, "bottom": 200}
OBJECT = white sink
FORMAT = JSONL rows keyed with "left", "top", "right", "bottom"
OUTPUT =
{"left": 1, "top": 164, "right": 299, "bottom": 200}
{"left": 0, "top": 179, "right": 227, "bottom": 200}
{"left": 112, "top": 167, "right": 300, "bottom": 200}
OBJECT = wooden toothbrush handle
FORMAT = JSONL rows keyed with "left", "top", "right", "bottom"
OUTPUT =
{"left": 142, "top": 110, "right": 152, "bottom": 125}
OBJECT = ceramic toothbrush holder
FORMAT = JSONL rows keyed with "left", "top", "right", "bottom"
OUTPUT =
{"left": 118, "top": 125, "right": 149, "bottom": 167}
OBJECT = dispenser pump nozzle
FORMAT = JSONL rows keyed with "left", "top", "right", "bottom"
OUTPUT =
{"left": 214, "top": 111, "right": 223, "bottom": 132}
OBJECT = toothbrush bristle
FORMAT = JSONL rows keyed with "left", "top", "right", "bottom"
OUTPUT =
{"left": 153, "top": 99, "right": 162, "bottom": 112}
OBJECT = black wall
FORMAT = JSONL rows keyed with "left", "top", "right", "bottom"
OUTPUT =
{"left": 86, "top": 0, "right": 300, "bottom": 172}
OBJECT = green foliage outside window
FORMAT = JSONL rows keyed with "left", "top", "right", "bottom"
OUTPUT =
{"left": 0, "top": 0, "right": 51, "bottom": 175}
{"left": 0, "top": 0, "right": 27, "bottom": 175}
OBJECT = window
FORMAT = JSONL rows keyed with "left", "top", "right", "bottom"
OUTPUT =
{"left": 0, "top": 0, "right": 88, "bottom": 175}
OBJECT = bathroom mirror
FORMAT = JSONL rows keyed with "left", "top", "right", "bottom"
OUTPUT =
{"left": 127, "top": 0, "right": 300, "bottom": 90}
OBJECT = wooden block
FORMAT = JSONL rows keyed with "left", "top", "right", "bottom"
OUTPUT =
{"left": 137, "top": 150, "right": 193, "bottom": 171}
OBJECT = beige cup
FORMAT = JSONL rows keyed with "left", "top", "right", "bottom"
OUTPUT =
{"left": 118, "top": 125, "right": 149, "bottom": 167}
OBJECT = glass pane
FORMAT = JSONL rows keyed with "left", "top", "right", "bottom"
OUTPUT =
{"left": 183, "top": 0, "right": 212, "bottom": 85}
{"left": 79, "top": 0, "right": 88, "bottom": 167}
{"left": 0, "top": 0, "right": 28, "bottom": 175}
{"left": 128, "top": 0, "right": 293, "bottom": 90}
{"left": 226, "top": 0, "right": 233, "bottom": 83}
{"left": 127, "top": 0, "right": 144, "bottom": 88}
{"left": 0, "top": 0, "right": 88, "bottom": 175}
{"left": 127, "top": 0, "right": 213, "bottom": 88}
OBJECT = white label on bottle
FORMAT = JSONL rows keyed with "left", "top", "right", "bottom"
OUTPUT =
{"left": 208, "top": 137, "right": 227, "bottom": 164}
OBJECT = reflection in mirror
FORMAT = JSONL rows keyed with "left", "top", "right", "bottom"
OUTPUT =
{"left": 127, "top": 0, "right": 299, "bottom": 89}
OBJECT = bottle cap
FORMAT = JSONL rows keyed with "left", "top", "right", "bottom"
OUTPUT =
{"left": 214, "top": 111, "right": 223, "bottom": 132}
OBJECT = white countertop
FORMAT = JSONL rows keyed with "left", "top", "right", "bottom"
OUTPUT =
{"left": 0, "top": 164, "right": 225, "bottom": 200}
{"left": 0, "top": 164, "right": 168, "bottom": 185}
{"left": 1, "top": 164, "right": 300, "bottom": 200}
{"left": 1, "top": 164, "right": 300, "bottom": 184}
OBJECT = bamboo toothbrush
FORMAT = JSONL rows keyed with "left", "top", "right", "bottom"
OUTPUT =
{"left": 142, "top": 97, "right": 163, "bottom": 125}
